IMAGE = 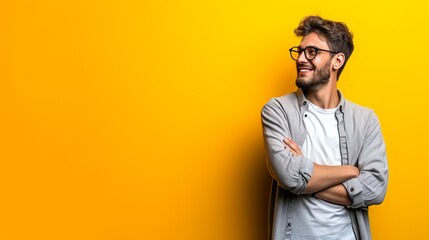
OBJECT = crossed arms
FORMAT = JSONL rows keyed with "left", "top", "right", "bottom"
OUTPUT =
{"left": 284, "top": 138, "right": 358, "bottom": 206}
{"left": 262, "top": 99, "right": 388, "bottom": 208}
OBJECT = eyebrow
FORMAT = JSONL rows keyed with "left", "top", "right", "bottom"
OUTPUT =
{"left": 298, "top": 45, "right": 320, "bottom": 49}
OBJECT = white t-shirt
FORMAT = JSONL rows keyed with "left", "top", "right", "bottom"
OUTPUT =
{"left": 290, "top": 101, "right": 355, "bottom": 240}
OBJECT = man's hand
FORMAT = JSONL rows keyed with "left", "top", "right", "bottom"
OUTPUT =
{"left": 284, "top": 138, "right": 302, "bottom": 156}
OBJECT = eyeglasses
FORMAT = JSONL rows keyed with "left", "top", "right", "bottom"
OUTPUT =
{"left": 289, "top": 46, "right": 339, "bottom": 61}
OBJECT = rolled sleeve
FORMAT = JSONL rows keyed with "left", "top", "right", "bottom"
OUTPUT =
{"left": 343, "top": 178, "right": 364, "bottom": 208}
{"left": 261, "top": 100, "right": 314, "bottom": 194}
{"left": 345, "top": 111, "right": 388, "bottom": 208}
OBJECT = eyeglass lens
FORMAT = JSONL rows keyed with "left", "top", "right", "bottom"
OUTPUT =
{"left": 290, "top": 47, "right": 317, "bottom": 61}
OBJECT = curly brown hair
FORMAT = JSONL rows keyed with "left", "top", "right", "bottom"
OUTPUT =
{"left": 294, "top": 16, "right": 354, "bottom": 78}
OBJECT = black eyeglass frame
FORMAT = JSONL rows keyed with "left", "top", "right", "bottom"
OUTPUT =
{"left": 289, "top": 46, "right": 339, "bottom": 61}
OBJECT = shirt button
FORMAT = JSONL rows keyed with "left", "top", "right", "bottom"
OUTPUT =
{"left": 350, "top": 188, "right": 354, "bottom": 192}
{"left": 303, "top": 101, "right": 306, "bottom": 105}
{"left": 287, "top": 222, "right": 291, "bottom": 228}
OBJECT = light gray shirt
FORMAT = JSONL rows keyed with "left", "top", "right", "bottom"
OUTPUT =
{"left": 261, "top": 90, "right": 388, "bottom": 240}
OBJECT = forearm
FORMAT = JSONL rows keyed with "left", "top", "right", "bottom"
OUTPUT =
{"left": 314, "top": 184, "right": 352, "bottom": 206}
{"left": 302, "top": 163, "right": 359, "bottom": 194}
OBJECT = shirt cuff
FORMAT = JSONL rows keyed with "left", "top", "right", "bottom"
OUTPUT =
{"left": 343, "top": 178, "right": 364, "bottom": 208}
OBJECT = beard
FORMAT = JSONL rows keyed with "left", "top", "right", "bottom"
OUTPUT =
{"left": 296, "top": 61, "right": 331, "bottom": 92}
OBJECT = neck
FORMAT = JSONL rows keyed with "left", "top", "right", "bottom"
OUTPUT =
{"left": 303, "top": 80, "right": 339, "bottom": 109}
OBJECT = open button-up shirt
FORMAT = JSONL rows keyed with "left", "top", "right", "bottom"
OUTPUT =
{"left": 261, "top": 90, "right": 388, "bottom": 240}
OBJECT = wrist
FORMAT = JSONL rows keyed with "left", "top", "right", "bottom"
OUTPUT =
{"left": 348, "top": 165, "right": 359, "bottom": 178}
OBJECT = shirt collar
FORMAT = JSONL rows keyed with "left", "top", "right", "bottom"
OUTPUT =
{"left": 297, "top": 89, "right": 345, "bottom": 113}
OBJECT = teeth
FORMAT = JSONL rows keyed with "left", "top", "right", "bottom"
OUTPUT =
{"left": 299, "top": 69, "right": 311, "bottom": 72}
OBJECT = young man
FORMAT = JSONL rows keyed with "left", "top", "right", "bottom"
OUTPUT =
{"left": 261, "top": 16, "right": 388, "bottom": 240}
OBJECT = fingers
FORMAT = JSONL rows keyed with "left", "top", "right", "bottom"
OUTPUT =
{"left": 283, "top": 137, "right": 302, "bottom": 156}
{"left": 283, "top": 138, "right": 298, "bottom": 149}
{"left": 289, "top": 149, "right": 299, "bottom": 156}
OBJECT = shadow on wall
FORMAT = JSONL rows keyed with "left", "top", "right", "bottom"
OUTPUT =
{"left": 234, "top": 66, "right": 295, "bottom": 239}
{"left": 239, "top": 139, "right": 272, "bottom": 240}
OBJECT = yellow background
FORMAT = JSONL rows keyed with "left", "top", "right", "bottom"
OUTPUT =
{"left": 0, "top": 1, "right": 426, "bottom": 239}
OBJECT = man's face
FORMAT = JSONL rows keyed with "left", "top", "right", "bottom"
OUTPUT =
{"left": 295, "top": 32, "right": 333, "bottom": 91}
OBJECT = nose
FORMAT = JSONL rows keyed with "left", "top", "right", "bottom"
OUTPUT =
{"left": 297, "top": 51, "right": 307, "bottom": 63}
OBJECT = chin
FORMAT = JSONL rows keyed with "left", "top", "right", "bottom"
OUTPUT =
{"left": 296, "top": 78, "right": 310, "bottom": 86}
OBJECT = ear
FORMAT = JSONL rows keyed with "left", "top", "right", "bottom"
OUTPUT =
{"left": 332, "top": 53, "right": 345, "bottom": 70}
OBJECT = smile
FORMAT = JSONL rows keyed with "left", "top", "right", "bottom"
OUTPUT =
{"left": 298, "top": 67, "right": 313, "bottom": 73}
